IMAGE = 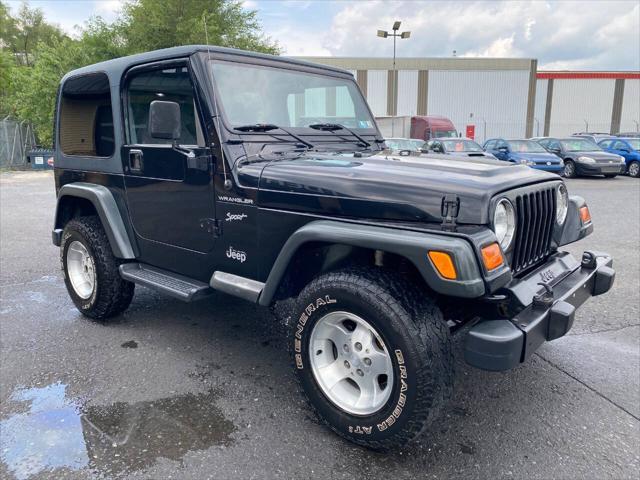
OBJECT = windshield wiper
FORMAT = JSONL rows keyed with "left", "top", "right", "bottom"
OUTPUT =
{"left": 234, "top": 124, "right": 314, "bottom": 149}
{"left": 308, "top": 123, "right": 371, "bottom": 148}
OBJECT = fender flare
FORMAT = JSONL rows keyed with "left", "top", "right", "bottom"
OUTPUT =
{"left": 53, "top": 183, "right": 136, "bottom": 259}
{"left": 557, "top": 195, "right": 592, "bottom": 246}
{"left": 258, "top": 220, "right": 486, "bottom": 306}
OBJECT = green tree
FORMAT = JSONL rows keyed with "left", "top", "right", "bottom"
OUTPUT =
{"left": 120, "top": 0, "right": 279, "bottom": 54}
{"left": 2, "top": 1, "right": 67, "bottom": 66}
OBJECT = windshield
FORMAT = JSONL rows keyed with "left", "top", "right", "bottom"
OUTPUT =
{"left": 434, "top": 130, "right": 458, "bottom": 138}
{"left": 561, "top": 138, "right": 602, "bottom": 152}
{"left": 508, "top": 140, "right": 547, "bottom": 153}
{"left": 385, "top": 139, "right": 424, "bottom": 151}
{"left": 210, "top": 61, "right": 375, "bottom": 130}
{"left": 626, "top": 139, "right": 640, "bottom": 150}
{"left": 442, "top": 139, "right": 483, "bottom": 152}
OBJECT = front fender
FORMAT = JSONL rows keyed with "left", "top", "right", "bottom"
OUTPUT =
{"left": 258, "top": 220, "right": 487, "bottom": 306}
{"left": 557, "top": 195, "right": 593, "bottom": 247}
{"left": 53, "top": 183, "right": 136, "bottom": 259}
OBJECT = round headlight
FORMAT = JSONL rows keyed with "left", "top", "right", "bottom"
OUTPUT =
{"left": 556, "top": 183, "right": 569, "bottom": 225}
{"left": 493, "top": 199, "right": 516, "bottom": 250}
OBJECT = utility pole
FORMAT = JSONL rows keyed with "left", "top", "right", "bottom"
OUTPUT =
{"left": 377, "top": 21, "right": 411, "bottom": 137}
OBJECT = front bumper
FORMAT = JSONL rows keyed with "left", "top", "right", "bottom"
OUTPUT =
{"left": 576, "top": 162, "right": 625, "bottom": 175}
{"left": 532, "top": 164, "right": 563, "bottom": 173}
{"left": 464, "top": 250, "right": 615, "bottom": 371}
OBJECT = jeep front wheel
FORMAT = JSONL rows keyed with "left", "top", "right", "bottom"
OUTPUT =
{"left": 61, "top": 216, "right": 134, "bottom": 320}
{"left": 291, "top": 268, "right": 453, "bottom": 449}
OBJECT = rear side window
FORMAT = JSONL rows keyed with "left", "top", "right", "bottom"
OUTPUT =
{"left": 124, "top": 66, "right": 202, "bottom": 146}
{"left": 58, "top": 72, "right": 114, "bottom": 157}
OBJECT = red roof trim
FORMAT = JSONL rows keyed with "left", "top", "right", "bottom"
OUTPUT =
{"left": 537, "top": 72, "right": 640, "bottom": 80}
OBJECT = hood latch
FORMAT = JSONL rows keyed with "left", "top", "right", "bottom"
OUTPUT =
{"left": 441, "top": 194, "right": 460, "bottom": 232}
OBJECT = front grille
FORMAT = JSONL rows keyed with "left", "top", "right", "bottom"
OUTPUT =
{"left": 511, "top": 187, "right": 556, "bottom": 275}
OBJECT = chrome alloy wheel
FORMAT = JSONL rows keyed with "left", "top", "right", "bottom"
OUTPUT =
{"left": 309, "top": 311, "right": 394, "bottom": 416}
{"left": 564, "top": 161, "right": 575, "bottom": 177}
{"left": 66, "top": 240, "right": 95, "bottom": 300}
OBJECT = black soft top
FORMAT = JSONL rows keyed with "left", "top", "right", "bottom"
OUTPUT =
{"left": 61, "top": 45, "right": 351, "bottom": 84}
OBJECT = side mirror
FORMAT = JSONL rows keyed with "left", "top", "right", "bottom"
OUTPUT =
{"left": 498, "top": 146, "right": 509, "bottom": 152}
{"left": 149, "top": 100, "right": 181, "bottom": 140}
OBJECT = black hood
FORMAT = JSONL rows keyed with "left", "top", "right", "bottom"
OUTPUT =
{"left": 253, "top": 152, "right": 559, "bottom": 225}
{"left": 572, "top": 150, "right": 623, "bottom": 162}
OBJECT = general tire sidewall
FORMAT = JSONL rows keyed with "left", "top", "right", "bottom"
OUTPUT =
{"left": 293, "top": 284, "right": 423, "bottom": 442}
{"left": 61, "top": 226, "right": 99, "bottom": 312}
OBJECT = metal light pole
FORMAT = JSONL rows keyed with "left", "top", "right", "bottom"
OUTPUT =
{"left": 377, "top": 21, "right": 411, "bottom": 137}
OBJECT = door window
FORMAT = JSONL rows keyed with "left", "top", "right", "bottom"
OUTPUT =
{"left": 125, "top": 66, "right": 203, "bottom": 146}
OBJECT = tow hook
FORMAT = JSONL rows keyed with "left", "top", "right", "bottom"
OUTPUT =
{"left": 581, "top": 250, "right": 609, "bottom": 269}
{"left": 532, "top": 282, "right": 554, "bottom": 309}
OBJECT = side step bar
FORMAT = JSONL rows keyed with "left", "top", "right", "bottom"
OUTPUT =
{"left": 210, "top": 271, "right": 264, "bottom": 303}
{"left": 119, "top": 263, "right": 212, "bottom": 302}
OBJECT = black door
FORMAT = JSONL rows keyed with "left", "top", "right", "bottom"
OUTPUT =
{"left": 121, "top": 61, "right": 216, "bottom": 254}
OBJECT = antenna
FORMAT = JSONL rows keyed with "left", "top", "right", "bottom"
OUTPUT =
{"left": 203, "top": 14, "right": 232, "bottom": 190}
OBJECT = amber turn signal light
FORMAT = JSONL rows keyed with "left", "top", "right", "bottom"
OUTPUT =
{"left": 579, "top": 205, "right": 591, "bottom": 224}
{"left": 428, "top": 251, "right": 457, "bottom": 280}
{"left": 481, "top": 243, "right": 504, "bottom": 271}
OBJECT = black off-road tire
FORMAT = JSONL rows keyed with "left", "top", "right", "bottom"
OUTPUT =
{"left": 628, "top": 161, "right": 639, "bottom": 178}
{"left": 61, "top": 216, "right": 135, "bottom": 320}
{"left": 290, "top": 267, "right": 453, "bottom": 450}
{"left": 563, "top": 159, "right": 577, "bottom": 178}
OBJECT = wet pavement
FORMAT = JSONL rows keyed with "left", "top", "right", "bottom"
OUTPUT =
{"left": 1, "top": 171, "right": 638, "bottom": 479}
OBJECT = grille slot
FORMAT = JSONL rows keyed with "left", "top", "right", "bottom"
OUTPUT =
{"left": 511, "top": 187, "right": 556, "bottom": 275}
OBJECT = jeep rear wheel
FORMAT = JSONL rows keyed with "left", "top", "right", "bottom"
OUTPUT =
{"left": 290, "top": 268, "right": 453, "bottom": 449}
{"left": 61, "top": 216, "right": 134, "bottom": 320}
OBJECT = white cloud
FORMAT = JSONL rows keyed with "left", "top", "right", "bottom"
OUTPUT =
{"left": 281, "top": 0, "right": 639, "bottom": 70}
{"left": 93, "top": 0, "right": 124, "bottom": 15}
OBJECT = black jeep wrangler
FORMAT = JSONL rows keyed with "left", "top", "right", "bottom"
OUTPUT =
{"left": 52, "top": 46, "right": 615, "bottom": 449}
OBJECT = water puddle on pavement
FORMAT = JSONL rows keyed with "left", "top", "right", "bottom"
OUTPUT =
{"left": 0, "top": 383, "right": 235, "bottom": 479}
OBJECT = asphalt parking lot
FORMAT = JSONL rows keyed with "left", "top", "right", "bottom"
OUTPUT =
{"left": 1, "top": 170, "right": 638, "bottom": 480}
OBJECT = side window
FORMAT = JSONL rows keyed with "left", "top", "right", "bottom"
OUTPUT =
{"left": 485, "top": 140, "right": 495, "bottom": 150}
{"left": 125, "top": 65, "right": 203, "bottom": 146}
{"left": 612, "top": 140, "right": 627, "bottom": 150}
{"left": 496, "top": 140, "right": 506, "bottom": 149}
{"left": 550, "top": 140, "right": 561, "bottom": 150}
{"left": 538, "top": 139, "right": 549, "bottom": 147}
{"left": 58, "top": 72, "right": 114, "bottom": 157}
{"left": 599, "top": 139, "right": 612, "bottom": 148}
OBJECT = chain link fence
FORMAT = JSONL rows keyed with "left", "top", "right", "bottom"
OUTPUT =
{"left": 0, "top": 116, "right": 37, "bottom": 169}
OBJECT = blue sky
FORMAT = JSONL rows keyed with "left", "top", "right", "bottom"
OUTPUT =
{"left": 6, "top": 0, "right": 640, "bottom": 70}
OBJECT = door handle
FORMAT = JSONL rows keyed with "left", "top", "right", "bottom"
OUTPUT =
{"left": 129, "top": 149, "right": 143, "bottom": 172}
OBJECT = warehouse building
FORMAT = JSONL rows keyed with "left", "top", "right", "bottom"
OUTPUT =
{"left": 296, "top": 56, "right": 640, "bottom": 143}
